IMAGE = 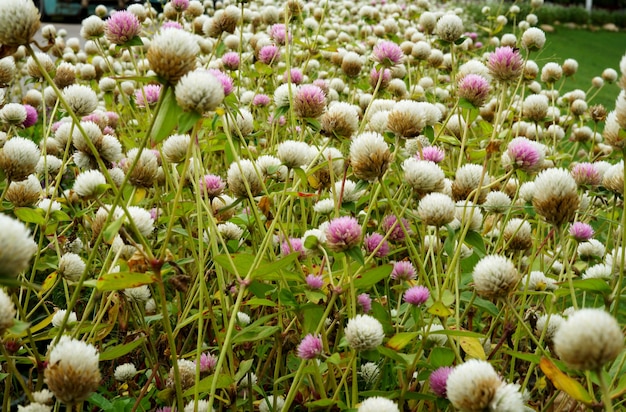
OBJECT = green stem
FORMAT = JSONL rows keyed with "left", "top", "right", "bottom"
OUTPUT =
{"left": 597, "top": 369, "right": 615, "bottom": 412}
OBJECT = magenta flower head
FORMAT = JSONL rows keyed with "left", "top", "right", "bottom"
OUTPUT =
{"left": 569, "top": 222, "right": 594, "bottom": 242}
{"left": 293, "top": 84, "right": 326, "bottom": 119}
{"left": 208, "top": 69, "right": 234, "bottom": 96}
{"left": 283, "top": 68, "right": 304, "bottom": 84}
{"left": 105, "top": 10, "right": 141, "bottom": 45}
{"left": 372, "top": 40, "right": 404, "bottom": 67}
{"left": 429, "top": 366, "right": 454, "bottom": 397}
{"left": 305, "top": 274, "right": 324, "bottom": 289}
{"left": 258, "top": 44, "right": 281, "bottom": 65}
{"left": 487, "top": 46, "right": 523, "bottom": 83}
{"left": 358, "top": 293, "right": 372, "bottom": 313}
{"left": 221, "top": 51, "right": 240, "bottom": 70}
{"left": 22, "top": 104, "right": 38, "bottom": 128}
{"left": 252, "top": 94, "right": 271, "bottom": 107}
{"left": 196, "top": 352, "right": 217, "bottom": 372}
{"left": 404, "top": 285, "right": 430, "bottom": 306}
{"left": 135, "top": 84, "right": 162, "bottom": 108}
{"left": 364, "top": 232, "right": 390, "bottom": 258}
{"left": 269, "top": 23, "right": 291, "bottom": 45}
{"left": 416, "top": 146, "right": 445, "bottom": 163}
{"left": 199, "top": 174, "right": 226, "bottom": 198}
{"left": 391, "top": 261, "right": 417, "bottom": 281}
{"left": 457, "top": 74, "right": 491, "bottom": 107}
{"left": 325, "top": 216, "right": 362, "bottom": 252}
{"left": 506, "top": 137, "right": 543, "bottom": 173}
{"left": 281, "top": 237, "right": 306, "bottom": 259}
{"left": 369, "top": 67, "right": 392, "bottom": 89}
{"left": 571, "top": 162, "right": 601, "bottom": 187}
{"left": 297, "top": 334, "right": 323, "bottom": 360}
{"left": 382, "top": 215, "right": 412, "bottom": 242}
{"left": 170, "top": 0, "right": 190, "bottom": 12}
{"left": 161, "top": 21, "right": 183, "bottom": 30}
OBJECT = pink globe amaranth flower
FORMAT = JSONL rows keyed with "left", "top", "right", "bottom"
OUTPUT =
{"left": 369, "top": 67, "right": 391, "bottom": 88}
{"left": 404, "top": 285, "right": 430, "bottom": 306}
{"left": 106, "top": 111, "right": 119, "bottom": 128}
{"left": 135, "top": 84, "right": 162, "bottom": 108}
{"left": 222, "top": 52, "right": 240, "bottom": 70}
{"left": 105, "top": 10, "right": 141, "bottom": 45}
{"left": 22, "top": 104, "right": 38, "bottom": 128}
{"left": 199, "top": 174, "right": 225, "bottom": 197}
{"left": 364, "top": 232, "right": 390, "bottom": 258}
{"left": 269, "top": 23, "right": 291, "bottom": 45}
{"left": 269, "top": 114, "right": 286, "bottom": 126}
{"left": 358, "top": 293, "right": 372, "bottom": 313}
{"left": 464, "top": 31, "right": 478, "bottom": 41}
{"left": 372, "top": 40, "right": 404, "bottom": 67}
{"left": 51, "top": 121, "right": 64, "bottom": 133}
{"left": 507, "top": 137, "right": 542, "bottom": 172}
{"left": 571, "top": 162, "right": 601, "bottom": 187}
{"left": 103, "top": 126, "right": 115, "bottom": 135}
{"left": 252, "top": 94, "right": 271, "bottom": 106}
{"left": 208, "top": 69, "right": 234, "bottom": 96}
{"left": 416, "top": 146, "right": 445, "bottom": 163}
{"left": 457, "top": 74, "right": 491, "bottom": 107}
{"left": 390, "top": 260, "right": 417, "bottom": 281}
{"left": 171, "top": 0, "right": 190, "bottom": 12}
{"left": 283, "top": 68, "right": 304, "bottom": 84}
{"left": 569, "top": 222, "right": 594, "bottom": 242}
{"left": 281, "top": 237, "right": 306, "bottom": 259}
{"left": 305, "top": 274, "right": 324, "bottom": 289}
{"left": 382, "top": 215, "right": 412, "bottom": 242}
{"left": 258, "top": 44, "right": 281, "bottom": 65}
{"left": 487, "top": 46, "right": 523, "bottom": 83}
{"left": 294, "top": 84, "right": 326, "bottom": 118}
{"left": 297, "top": 334, "right": 323, "bottom": 360}
{"left": 313, "top": 79, "right": 329, "bottom": 94}
{"left": 196, "top": 352, "right": 217, "bottom": 372}
{"left": 149, "top": 207, "right": 160, "bottom": 221}
{"left": 161, "top": 21, "right": 183, "bottom": 30}
{"left": 474, "top": 41, "right": 483, "bottom": 49}
{"left": 325, "top": 216, "right": 362, "bottom": 252}
{"left": 429, "top": 366, "right": 454, "bottom": 397}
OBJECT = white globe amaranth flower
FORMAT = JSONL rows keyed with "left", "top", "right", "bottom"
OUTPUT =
{"left": 0, "top": 288, "right": 16, "bottom": 334}
{"left": 435, "top": 14, "right": 464, "bottom": 43}
{"left": 32, "top": 389, "right": 54, "bottom": 404}
{"left": 183, "top": 400, "right": 212, "bottom": 412}
{"left": 532, "top": 168, "right": 579, "bottom": 226}
{"left": 349, "top": 131, "right": 391, "bottom": 182}
{"left": 147, "top": 29, "right": 199, "bottom": 83}
{"left": 58, "top": 253, "right": 86, "bottom": 281}
{"left": 175, "top": 69, "right": 225, "bottom": 113}
{"left": 403, "top": 158, "right": 445, "bottom": 196}
{"left": 44, "top": 336, "right": 101, "bottom": 404}
{"left": 358, "top": 396, "right": 400, "bottom": 412}
{"left": 553, "top": 308, "right": 624, "bottom": 371}
{"left": 0, "top": 214, "right": 38, "bottom": 278}
{"left": 237, "top": 311, "right": 251, "bottom": 325}
{"left": 446, "top": 359, "right": 502, "bottom": 411}
{"left": 73, "top": 169, "right": 107, "bottom": 198}
{"left": 582, "top": 263, "right": 612, "bottom": 280}
{"left": 162, "top": 134, "right": 191, "bottom": 164}
{"left": 577, "top": 238, "right": 605, "bottom": 259}
{"left": 123, "top": 285, "right": 151, "bottom": 302}
{"left": 62, "top": 84, "right": 99, "bottom": 117}
{"left": 472, "top": 254, "right": 519, "bottom": 299}
{"left": 344, "top": 314, "right": 385, "bottom": 351}
{"left": 482, "top": 191, "right": 511, "bottom": 213}
{"left": 51, "top": 309, "right": 77, "bottom": 328}
{"left": 113, "top": 206, "right": 154, "bottom": 238}
{"left": 521, "top": 27, "right": 545, "bottom": 50}
{"left": 0, "top": 0, "right": 41, "bottom": 46}
{"left": 418, "top": 192, "right": 455, "bottom": 227}
{"left": 0, "top": 136, "right": 40, "bottom": 181}
{"left": 0, "top": 103, "right": 27, "bottom": 125}
{"left": 259, "top": 395, "right": 285, "bottom": 412}
{"left": 359, "top": 362, "right": 380, "bottom": 385}
{"left": 226, "top": 159, "right": 263, "bottom": 198}
{"left": 276, "top": 140, "right": 312, "bottom": 169}
{"left": 535, "top": 313, "right": 564, "bottom": 342}
{"left": 114, "top": 363, "right": 137, "bottom": 381}
{"left": 313, "top": 198, "right": 335, "bottom": 214}
{"left": 520, "top": 271, "right": 556, "bottom": 291}
{"left": 217, "top": 222, "right": 244, "bottom": 241}
{"left": 489, "top": 382, "right": 527, "bottom": 411}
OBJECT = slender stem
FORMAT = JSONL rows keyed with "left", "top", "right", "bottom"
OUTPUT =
{"left": 597, "top": 369, "right": 615, "bottom": 412}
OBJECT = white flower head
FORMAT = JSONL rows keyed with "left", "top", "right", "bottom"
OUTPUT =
{"left": 0, "top": 214, "right": 38, "bottom": 278}
{"left": 259, "top": 395, "right": 285, "bottom": 412}
{"left": 175, "top": 69, "right": 224, "bottom": 113}
{"left": 0, "top": 288, "right": 16, "bottom": 334}
{"left": 276, "top": 140, "right": 312, "bottom": 169}
{"left": 123, "top": 285, "right": 151, "bottom": 302}
{"left": 357, "top": 396, "right": 400, "bottom": 412}
{"left": 0, "top": 0, "right": 40, "bottom": 46}
{"left": 472, "top": 255, "right": 519, "bottom": 299}
{"left": 237, "top": 311, "right": 251, "bottom": 325}
{"left": 62, "top": 85, "right": 98, "bottom": 117}
{"left": 446, "top": 359, "right": 502, "bottom": 411}
{"left": 0, "top": 136, "right": 40, "bottom": 181}
{"left": 73, "top": 170, "right": 107, "bottom": 198}
{"left": 217, "top": 221, "right": 244, "bottom": 241}
{"left": 114, "top": 363, "right": 137, "bottom": 381}
{"left": 162, "top": 134, "right": 191, "bottom": 164}
{"left": 553, "top": 308, "right": 624, "bottom": 370}
{"left": 344, "top": 314, "right": 385, "bottom": 351}
{"left": 359, "top": 362, "right": 380, "bottom": 385}
{"left": 51, "top": 309, "right": 77, "bottom": 328}
{"left": 418, "top": 192, "right": 455, "bottom": 227}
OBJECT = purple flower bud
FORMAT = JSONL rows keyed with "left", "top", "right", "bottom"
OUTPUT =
{"left": 429, "top": 366, "right": 454, "bottom": 397}
{"left": 404, "top": 285, "right": 430, "bottom": 306}
{"left": 363, "top": 232, "right": 390, "bottom": 258}
{"left": 358, "top": 293, "right": 372, "bottom": 313}
{"left": 569, "top": 222, "right": 594, "bottom": 242}
{"left": 305, "top": 274, "right": 324, "bottom": 289}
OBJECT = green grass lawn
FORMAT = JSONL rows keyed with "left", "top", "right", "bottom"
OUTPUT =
{"left": 534, "top": 26, "right": 626, "bottom": 110}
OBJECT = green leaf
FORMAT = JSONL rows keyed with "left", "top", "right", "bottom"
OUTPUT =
{"left": 428, "top": 301, "right": 454, "bottom": 317}
{"left": 504, "top": 349, "right": 541, "bottom": 364}
{"left": 429, "top": 329, "right": 485, "bottom": 338}
{"left": 214, "top": 253, "right": 254, "bottom": 277}
{"left": 305, "top": 399, "right": 343, "bottom": 409}
{"left": 464, "top": 231, "right": 486, "bottom": 257}
{"left": 99, "top": 337, "right": 145, "bottom": 361}
{"left": 182, "top": 374, "right": 234, "bottom": 397}
{"left": 87, "top": 392, "right": 114, "bottom": 410}
{"left": 353, "top": 264, "right": 392, "bottom": 289}
{"left": 344, "top": 246, "right": 365, "bottom": 266}
{"left": 234, "top": 359, "right": 255, "bottom": 383}
{"left": 14, "top": 207, "right": 45, "bottom": 225}
{"left": 246, "top": 298, "right": 277, "bottom": 307}
{"left": 7, "top": 319, "right": 31, "bottom": 336}
{"left": 103, "top": 215, "right": 125, "bottom": 244}
{"left": 430, "top": 347, "right": 455, "bottom": 367}
{"left": 151, "top": 87, "right": 182, "bottom": 143}
{"left": 178, "top": 110, "right": 202, "bottom": 134}
{"left": 255, "top": 252, "right": 299, "bottom": 279}
{"left": 326, "top": 353, "right": 342, "bottom": 365}
{"left": 386, "top": 332, "right": 419, "bottom": 351}
{"left": 96, "top": 272, "right": 155, "bottom": 291}
{"left": 377, "top": 346, "right": 411, "bottom": 365}
{"left": 279, "top": 289, "right": 298, "bottom": 308}
{"left": 123, "top": 35, "right": 144, "bottom": 47}
{"left": 301, "top": 303, "right": 325, "bottom": 333}
{"left": 554, "top": 278, "right": 612, "bottom": 296}
{"left": 232, "top": 325, "right": 281, "bottom": 344}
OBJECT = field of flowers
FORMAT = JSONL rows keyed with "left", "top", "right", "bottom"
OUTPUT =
{"left": 1, "top": 0, "right": 626, "bottom": 410}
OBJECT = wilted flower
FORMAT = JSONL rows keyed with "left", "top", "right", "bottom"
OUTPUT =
{"left": 350, "top": 132, "right": 391, "bottom": 182}
{"left": 532, "top": 168, "right": 579, "bottom": 226}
